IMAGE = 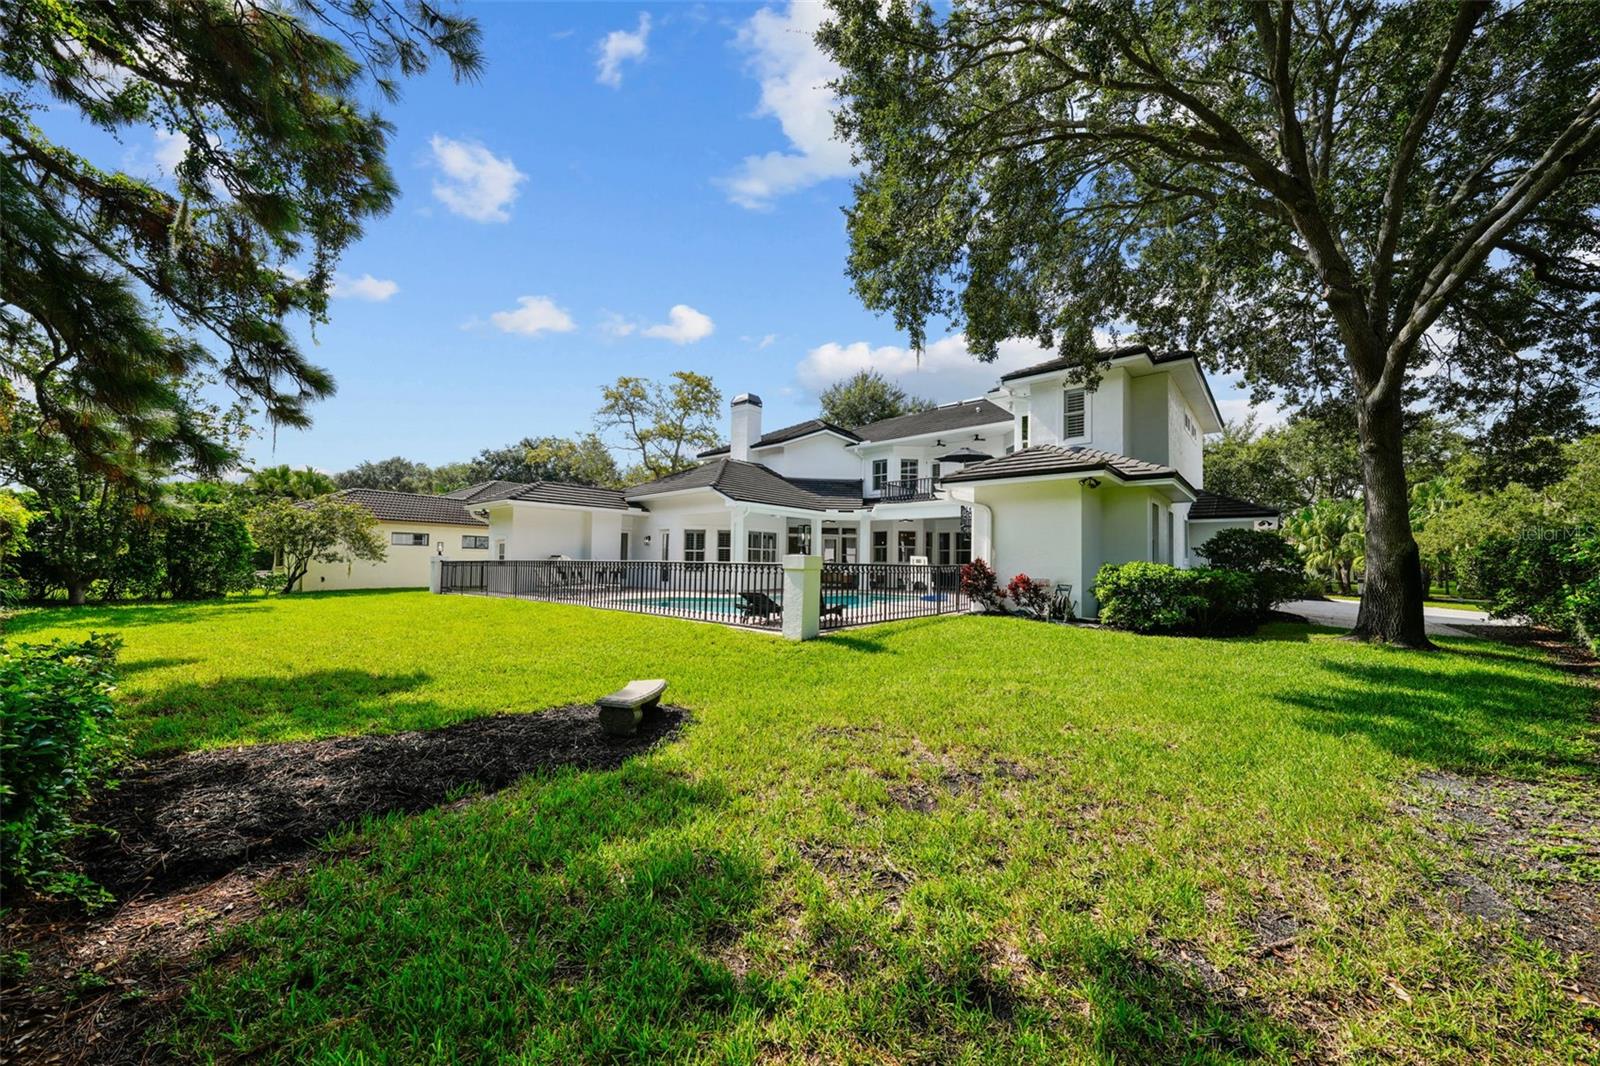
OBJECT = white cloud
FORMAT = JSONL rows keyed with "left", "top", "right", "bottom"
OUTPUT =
{"left": 596, "top": 13, "right": 651, "bottom": 88}
{"left": 1215, "top": 396, "right": 1288, "bottom": 430}
{"left": 642, "top": 304, "right": 715, "bottom": 344}
{"left": 599, "top": 312, "right": 638, "bottom": 338}
{"left": 152, "top": 130, "right": 188, "bottom": 175}
{"left": 429, "top": 135, "right": 527, "bottom": 223}
{"left": 755, "top": 333, "right": 777, "bottom": 350}
{"left": 722, "top": 2, "right": 854, "bottom": 209}
{"left": 490, "top": 295, "right": 577, "bottom": 337}
{"left": 331, "top": 273, "right": 399, "bottom": 302}
{"left": 796, "top": 334, "right": 1061, "bottom": 404}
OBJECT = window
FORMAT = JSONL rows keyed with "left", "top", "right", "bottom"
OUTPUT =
{"left": 747, "top": 531, "right": 778, "bottom": 563}
{"left": 683, "top": 529, "right": 707, "bottom": 563}
{"left": 496, "top": 540, "right": 506, "bottom": 560}
{"left": 1182, "top": 410, "right": 1197, "bottom": 438}
{"left": 1165, "top": 510, "right": 1175, "bottom": 565}
{"left": 897, "top": 530, "right": 918, "bottom": 562}
{"left": 899, "top": 458, "right": 918, "bottom": 484}
{"left": 786, "top": 520, "right": 812, "bottom": 556}
{"left": 1020, "top": 414, "right": 1030, "bottom": 448}
{"left": 391, "top": 531, "right": 429, "bottom": 546}
{"left": 931, "top": 461, "right": 942, "bottom": 481}
{"left": 1063, "top": 388, "right": 1087, "bottom": 439}
{"left": 1150, "top": 502, "right": 1160, "bottom": 561}
{"left": 716, "top": 529, "right": 731, "bottom": 562}
{"left": 462, "top": 535, "right": 489, "bottom": 550}
{"left": 871, "top": 458, "right": 888, "bottom": 491}
{"left": 872, "top": 530, "right": 888, "bottom": 563}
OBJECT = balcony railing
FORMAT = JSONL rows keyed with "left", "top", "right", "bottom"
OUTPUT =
{"left": 875, "top": 476, "right": 940, "bottom": 501}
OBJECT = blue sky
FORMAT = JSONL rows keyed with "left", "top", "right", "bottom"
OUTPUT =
{"left": 57, "top": 1, "right": 1267, "bottom": 473}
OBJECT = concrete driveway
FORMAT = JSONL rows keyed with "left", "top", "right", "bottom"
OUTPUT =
{"left": 1282, "top": 597, "right": 1511, "bottom": 638}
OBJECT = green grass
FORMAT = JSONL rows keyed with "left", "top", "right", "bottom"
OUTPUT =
{"left": 8, "top": 591, "right": 1598, "bottom": 1063}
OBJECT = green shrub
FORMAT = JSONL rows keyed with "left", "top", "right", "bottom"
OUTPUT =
{"left": 1459, "top": 525, "right": 1600, "bottom": 652}
{"left": 1195, "top": 528, "right": 1305, "bottom": 616}
{"left": 1, "top": 634, "right": 125, "bottom": 899}
{"left": 1093, "top": 562, "right": 1257, "bottom": 636}
{"left": 164, "top": 504, "right": 256, "bottom": 599}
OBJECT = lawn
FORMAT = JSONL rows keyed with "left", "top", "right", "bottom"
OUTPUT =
{"left": 8, "top": 591, "right": 1598, "bottom": 1063}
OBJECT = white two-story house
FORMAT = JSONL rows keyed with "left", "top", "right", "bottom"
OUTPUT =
{"left": 441, "top": 345, "right": 1276, "bottom": 616}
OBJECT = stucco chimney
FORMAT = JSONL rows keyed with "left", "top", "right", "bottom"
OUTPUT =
{"left": 729, "top": 393, "right": 762, "bottom": 461}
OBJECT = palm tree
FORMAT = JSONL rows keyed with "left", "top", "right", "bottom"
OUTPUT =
{"left": 245, "top": 465, "right": 335, "bottom": 501}
{"left": 1284, "top": 499, "right": 1366, "bottom": 595}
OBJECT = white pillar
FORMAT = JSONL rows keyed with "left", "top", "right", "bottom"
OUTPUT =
{"left": 781, "top": 554, "right": 822, "bottom": 641}
{"left": 809, "top": 515, "right": 822, "bottom": 558}
{"left": 855, "top": 516, "right": 872, "bottom": 588}
{"left": 429, "top": 556, "right": 443, "bottom": 594}
{"left": 731, "top": 508, "right": 748, "bottom": 562}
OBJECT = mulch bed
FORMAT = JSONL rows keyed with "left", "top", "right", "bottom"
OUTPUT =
{"left": 1, "top": 705, "right": 685, "bottom": 1065}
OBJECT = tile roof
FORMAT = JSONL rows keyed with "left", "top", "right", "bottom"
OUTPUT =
{"left": 497, "top": 481, "right": 631, "bottom": 511}
{"left": 1188, "top": 490, "right": 1280, "bottom": 519}
{"left": 849, "top": 399, "right": 1012, "bottom": 443}
{"left": 321, "top": 488, "right": 488, "bottom": 526}
{"left": 698, "top": 418, "right": 860, "bottom": 458}
{"left": 939, "top": 444, "right": 1192, "bottom": 491}
{"left": 625, "top": 459, "right": 865, "bottom": 512}
{"left": 442, "top": 480, "right": 527, "bottom": 503}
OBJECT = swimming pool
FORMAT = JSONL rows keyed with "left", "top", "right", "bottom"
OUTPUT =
{"left": 627, "top": 592, "right": 952, "bottom": 613}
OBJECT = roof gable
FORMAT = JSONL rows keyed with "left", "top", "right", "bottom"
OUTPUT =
{"left": 625, "top": 459, "right": 864, "bottom": 512}
{"left": 697, "top": 418, "right": 861, "bottom": 458}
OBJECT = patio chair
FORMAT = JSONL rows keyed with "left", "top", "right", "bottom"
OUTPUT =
{"left": 738, "top": 590, "right": 783, "bottom": 624}
{"left": 820, "top": 601, "right": 845, "bottom": 626}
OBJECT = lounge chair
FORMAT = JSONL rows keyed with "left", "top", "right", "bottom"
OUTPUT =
{"left": 820, "top": 601, "right": 845, "bottom": 626}
{"left": 738, "top": 590, "right": 783, "bottom": 624}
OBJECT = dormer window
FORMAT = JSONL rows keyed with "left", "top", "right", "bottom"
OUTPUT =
{"left": 1063, "top": 388, "right": 1087, "bottom": 440}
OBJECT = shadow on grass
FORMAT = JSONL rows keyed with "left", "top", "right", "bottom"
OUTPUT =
{"left": 130, "top": 669, "right": 438, "bottom": 756}
{"left": 119, "top": 656, "right": 203, "bottom": 676}
{"left": 1280, "top": 656, "right": 1596, "bottom": 778}
{"left": 820, "top": 615, "right": 961, "bottom": 653}
{"left": 3, "top": 599, "right": 270, "bottom": 635}
{"left": 181, "top": 761, "right": 778, "bottom": 1061}
{"left": 1080, "top": 936, "right": 1309, "bottom": 1062}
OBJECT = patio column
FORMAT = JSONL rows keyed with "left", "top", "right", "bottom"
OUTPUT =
{"left": 782, "top": 554, "right": 822, "bottom": 640}
{"left": 731, "top": 508, "right": 748, "bottom": 562}
{"left": 856, "top": 516, "right": 872, "bottom": 589}
{"left": 809, "top": 515, "right": 822, "bottom": 558}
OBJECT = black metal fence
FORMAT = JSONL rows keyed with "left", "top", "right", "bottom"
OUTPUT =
{"left": 439, "top": 559, "right": 786, "bottom": 628}
{"left": 439, "top": 559, "right": 969, "bottom": 631}
{"left": 820, "top": 562, "right": 966, "bottom": 628}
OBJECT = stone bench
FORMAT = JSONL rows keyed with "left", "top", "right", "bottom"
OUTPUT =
{"left": 597, "top": 678, "right": 667, "bottom": 736}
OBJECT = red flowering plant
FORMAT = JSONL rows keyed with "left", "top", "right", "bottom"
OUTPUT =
{"left": 1006, "top": 572, "right": 1054, "bottom": 619}
{"left": 959, "top": 558, "right": 1007, "bottom": 613}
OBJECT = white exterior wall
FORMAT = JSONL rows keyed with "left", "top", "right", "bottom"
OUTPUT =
{"left": 758, "top": 434, "right": 859, "bottom": 480}
{"left": 300, "top": 520, "right": 488, "bottom": 591}
{"left": 1127, "top": 375, "right": 1170, "bottom": 466}
{"left": 1166, "top": 377, "right": 1204, "bottom": 488}
{"left": 974, "top": 479, "right": 1086, "bottom": 601}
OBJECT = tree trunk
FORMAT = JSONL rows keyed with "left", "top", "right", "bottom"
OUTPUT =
{"left": 66, "top": 578, "right": 89, "bottom": 606}
{"left": 1352, "top": 386, "right": 1431, "bottom": 648}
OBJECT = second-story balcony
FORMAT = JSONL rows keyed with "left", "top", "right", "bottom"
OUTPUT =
{"left": 875, "top": 477, "right": 941, "bottom": 502}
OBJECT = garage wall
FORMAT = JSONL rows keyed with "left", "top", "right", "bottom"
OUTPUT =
{"left": 299, "top": 520, "right": 488, "bottom": 590}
